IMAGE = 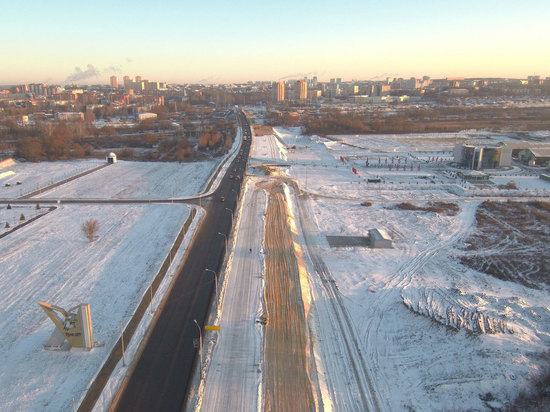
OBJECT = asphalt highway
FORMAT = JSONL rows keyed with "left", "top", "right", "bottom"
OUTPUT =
{"left": 108, "top": 111, "right": 252, "bottom": 411}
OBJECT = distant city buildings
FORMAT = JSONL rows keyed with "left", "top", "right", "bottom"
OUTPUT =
{"left": 272, "top": 81, "right": 285, "bottom": 102}
{"left": 121, "top": 75, "right": 167, "bottom": 92}
{"left": 294, "top": 80, "right": 307, "bottom": 101}
{"left": 136, "top": 112, "right": 158, "bottom": 121}
{"left": 56, "top": 112, "right": 85, "bottom": 121}
{"left": 123, "top": 75, "right": 132, "bottom": 90}
{"left": 0, "top": 73, "right": 548, "bottom": 114}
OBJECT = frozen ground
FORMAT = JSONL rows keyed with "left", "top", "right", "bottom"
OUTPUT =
{"left": 0, "top": 158, "right": 218, "bottom": 200}
{"left": 0, "top": 203, "right": 191, "bottom": 411}
{"left": 35, "top": 160, "right": 218, "bottom": 199}
{"left": 3, "top": 122, "right": 550, "bottom": 411}
{"left": 0, "top": 157, "right": 218, "bottom": 411}
{"left": 0, "top": 159, "right": 104, "bottom": 199}
{"left": 248, "top": 127, "right": 550, "bottom": 410}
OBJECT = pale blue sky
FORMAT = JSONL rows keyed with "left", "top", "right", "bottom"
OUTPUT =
{"left": 1, "top": 0, "right": 549, "bottom": 84}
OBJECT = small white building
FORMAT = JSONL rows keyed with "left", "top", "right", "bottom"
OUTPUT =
{"left": 56, "top": 112, "right": 85, "bottom": 121}
{"left": 137, "top": 112, "right": 157, "bottom": 121}
{"left": 368, "top": 228, "right": 393, "bottom": 248}
{"left": 106, "top": 152, "right": 117, "bottom": 164}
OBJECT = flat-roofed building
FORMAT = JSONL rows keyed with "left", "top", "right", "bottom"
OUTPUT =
{"left": 519, "top": 147, "right": 550, "bottom": 166}
{"left": 368, "top": 228, "right": 393, "bottom": 248}
{"left": 137, "top": 112, "right": 157, "bottom": 121}
{"left": 56, "top": 112, "right": 84, "bottom": 121}
{"left": 454, "top": 142, "right": 511, "bottom": 169}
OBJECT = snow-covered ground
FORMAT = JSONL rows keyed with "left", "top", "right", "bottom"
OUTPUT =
{"left": 0, "top": 158, "right": 218, "bottom": 411}
{"left": 0, "top": 159, "right": 105, "bottom": 199}
{"left": 226, "top": 127, "right": 550, "bottom": 411}
{"left": 0, "top": 203, "right": 191, "bottom": 411}
{"left": 3, "top": 122, "right": 550, "bottom": 411}
{"left": 0, "top": 159, "right": 219, "bottom": 200}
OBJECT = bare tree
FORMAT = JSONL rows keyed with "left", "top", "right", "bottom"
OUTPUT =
{"left": 82, "top": 219, "right": 99, "bottom": 243}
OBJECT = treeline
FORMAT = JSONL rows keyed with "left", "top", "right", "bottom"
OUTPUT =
{"left": 198, "top": 123, "right": 236, "bottom": 153}
{"left": 11, "top": 122, "right": 233, "bottom": 162}
{"left": 0, "top": 102, "right": 237, "bottom": 161}
{"left": 301, "top": 113, "right": 372, "bottom": 135}
{"left": 15, "top": 123, "right": 90, "bottom": 161}
{"left": 269, "top": 105, "right": 550, "bottom": 136}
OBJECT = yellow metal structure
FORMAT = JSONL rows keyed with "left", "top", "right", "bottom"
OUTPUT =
{"left": 39, "top": 302, "right": 94, "bottom": 350}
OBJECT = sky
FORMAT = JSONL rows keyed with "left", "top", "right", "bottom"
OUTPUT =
{"left": 1, "top": 0, "right": 549, "bottom": 85}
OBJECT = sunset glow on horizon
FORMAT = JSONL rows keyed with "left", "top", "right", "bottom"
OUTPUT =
{"left": 1, "top": 0, "right": 549, "bottom": 85}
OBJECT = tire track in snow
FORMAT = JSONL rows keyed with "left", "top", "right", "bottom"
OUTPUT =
{"left": 295, "top": 187, "right": 383, "bottom": 412}
{"left": 364, "top": 202, "right": 478, "bottom": 408}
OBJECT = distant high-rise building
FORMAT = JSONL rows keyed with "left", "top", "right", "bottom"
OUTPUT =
{"left": 133, "top": 81, "right": 145, "bottom": 91}
{"left": 528, "top": 75, "right": 543, "bottom": 86}
{"left": 294, "top": 80, "right": 307, "bottom": 101}
{"left": 110, "top": 75, "right": 118, "bottom": 89}
{"left": 272, "top": 81, "right": 285, "bottom": 102}
{"left": 135, "top": 75, "right": 142, "bottom": 82}
{"left": 123, "top": 75, "right": 132, "bottom": 90}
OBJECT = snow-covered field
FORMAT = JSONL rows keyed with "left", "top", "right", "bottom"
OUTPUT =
{"left": 255, "top": 127, "right": 550, "bottom": 410}
{"left": 2, "top": 122, "right": 550, "bottom": 411}
{"left": 0, "top": 159, "right": 105, "bottom": 199}
{"left": 0, "top": 158, "right": 217, "bottom": 411}
{"left": 0, "top": 158, "right": 218, "bottom": 200}
{"left": 35, "top": 160, "right": 218, "bottom": 199}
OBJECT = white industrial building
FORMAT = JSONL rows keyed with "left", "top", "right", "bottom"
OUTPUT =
{"left": 453, "top": 142, "right": 511, "bottom": 169}
{"left": 368, "top": 228, "right": 393, "bottom": 248}
{"left": 136, "top": 112, "right": 157, "bottom": 121}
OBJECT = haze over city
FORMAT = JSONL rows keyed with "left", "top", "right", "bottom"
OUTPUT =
{"left": 2, "top": 0, "right": 549, "bottom": 85}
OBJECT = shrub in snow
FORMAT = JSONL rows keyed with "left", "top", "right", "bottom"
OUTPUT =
{"left": 5, "top": 222, "right": 9, "bottom": 228}
{"left": 19, "top": 214, "right": 25, "bottom": 221}
{"left": 81, "top": 219, "right": 99, "bottom": 243}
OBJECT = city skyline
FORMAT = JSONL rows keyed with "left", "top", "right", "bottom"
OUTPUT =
{"left": 1, "top": 0, "right": 549, "bottom": 85}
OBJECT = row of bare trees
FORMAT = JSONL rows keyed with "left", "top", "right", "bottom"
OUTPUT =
{"left": 14, "top": 123, "right": 95, "bottom": 161}
{"left": 268, "top": 105, "right": 550, "bottom": 135}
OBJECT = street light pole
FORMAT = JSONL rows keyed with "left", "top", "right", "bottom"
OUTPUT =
{"left": 218, "top": 232, "right": 228, "bottom": 252}
{"left": 205, "top": 268, "right": 218, "bottom": 308}
{"left": 193, "top": 319, "right": 202, "bottom": 380}
{"left": 224, "top": 207, "right": 233, "bottom": 228}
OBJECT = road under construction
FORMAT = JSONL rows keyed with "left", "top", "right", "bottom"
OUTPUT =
{"left": 261, "top": 180, "right": 315, "bottom": 411}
